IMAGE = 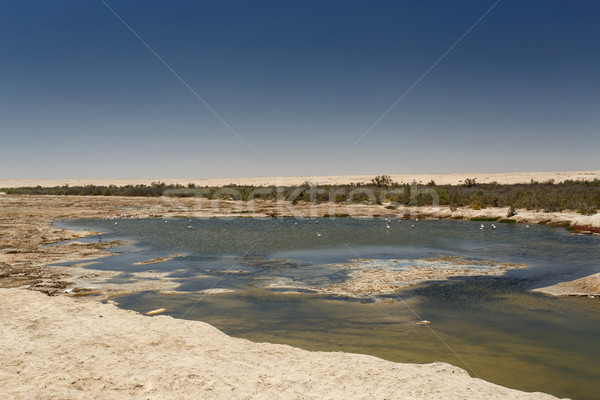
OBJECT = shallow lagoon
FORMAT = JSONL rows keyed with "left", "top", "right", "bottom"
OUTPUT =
{"left": 55, "top": 218, "right": 600, "bottom": 399}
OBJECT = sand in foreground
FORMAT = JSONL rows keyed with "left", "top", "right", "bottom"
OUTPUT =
{"left": 0, "top": 288, "right": 562, "bottom": 399}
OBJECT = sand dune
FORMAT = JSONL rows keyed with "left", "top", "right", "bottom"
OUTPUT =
{"left": 1, "top": 171, "right": 599, "bottom": 188}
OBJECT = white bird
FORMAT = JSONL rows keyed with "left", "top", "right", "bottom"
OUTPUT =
{"left": 411, "top": 224, "right": 415, "bottom": 229}
{"left": 114, "top": 222, "right": 118, "bottom": 225}
{"left": 294, "top": 222, "right": 298, "bottom": 226}
{"left": 386, "top": 224, "right": 390, "bottom": 229}
{"left": 491, "top": 224, "right": 496, "bottom": 230}
{"left": 526, "top": 225, "right": 530, "bottom": 229}
{"left": 187, "top": 226, "right": 192, "bottom": 229}
{"left": 164, "top": 220, "right": 168, "bottom": 224}
{"left": 315, "top": 220, "right": 319, "bottom": 224}
{"left": 317, "top": 232, "right": 321, "bottom": 237}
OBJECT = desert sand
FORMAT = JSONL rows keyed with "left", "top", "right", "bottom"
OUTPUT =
{"left": 1, "top": 170, "right": 599, "bottom": 188}
{"left": 0, "top": 288, "right": 562, "bottom": 399}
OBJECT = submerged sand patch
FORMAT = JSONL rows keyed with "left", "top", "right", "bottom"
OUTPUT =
{"left": 198, "top": 288, "right": 235, "bottom": 295}
{"left": 325, "top": 257, "right": 526, "bottom": 298}
{"left": 266, "top": 277, "right": 318, "bottom": 293}
{"left": 266, "top": 257, "right": 527, "bottom": 301}
{"left": 134, "top": 254, "right": 185, "bottom": 265}
{"left": 59, "top": 266, "right": 182, "bottom": 301}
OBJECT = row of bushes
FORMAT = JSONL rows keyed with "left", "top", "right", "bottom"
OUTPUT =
{"left": 2, "top": 179, "right": 599, "bottom": 214}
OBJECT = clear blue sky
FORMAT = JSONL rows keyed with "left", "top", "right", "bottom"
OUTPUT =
{"left": 1, "top": 0, "right": 598, "bottom": 179}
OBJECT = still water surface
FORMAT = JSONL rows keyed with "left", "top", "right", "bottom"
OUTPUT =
{"left": 55, "top": 218, "right": 600, "bottom": 400}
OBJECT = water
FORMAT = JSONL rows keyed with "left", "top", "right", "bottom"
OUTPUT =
{"left": 54, "top": 218, "right": 600, "bottom": 399}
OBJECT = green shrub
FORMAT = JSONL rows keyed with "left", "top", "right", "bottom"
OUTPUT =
{"left": 577, "top": 207, "right": 597, "bottom": 216}
{"left": 471, "top": 200, "right": 484, "bottom": 210}
{"left": 371, "top": 175, "right": 394, "bottom": 187}
{"left": 463, "top": 178, "right": 477, "bottom": 187}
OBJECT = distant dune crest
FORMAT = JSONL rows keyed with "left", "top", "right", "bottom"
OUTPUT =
{"left": 1, "top": 171, "right": 599, "bottom": 188}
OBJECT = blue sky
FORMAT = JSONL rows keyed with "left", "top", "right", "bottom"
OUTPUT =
{"left": 1, "top": 0, "right": 598, "bottom": 179}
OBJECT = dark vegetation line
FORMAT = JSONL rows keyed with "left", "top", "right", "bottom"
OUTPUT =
{"left": 2, "top": 176, "right": 599, "bottom": 215}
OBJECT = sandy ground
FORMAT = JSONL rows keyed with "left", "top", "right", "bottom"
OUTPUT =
{"left": 533, "top": 273, "right": 600, "bottom": 297}
{"left": 1, "top": 170, "right": 599, "bottom": 188}
{"left": 0, "top": 288, "right": 562, "bottom": 399}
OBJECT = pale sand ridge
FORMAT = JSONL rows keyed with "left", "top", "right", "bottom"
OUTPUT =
{"left": 0, "top": 288, "right": 562, "bottom": 399}
{"left": 1, "top": 170, "right": 599, "bottom": 188}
